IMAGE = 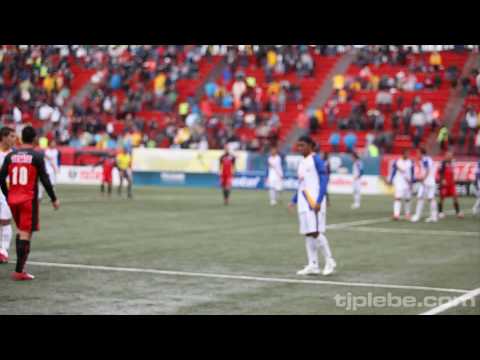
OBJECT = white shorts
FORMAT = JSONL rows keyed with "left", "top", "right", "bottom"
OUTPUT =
{"left": 267, "top": 177, "right": 283, "bottom": 192}
{"left": 417, "top": 184, "right": 436, "bottom": 199}
{"left": 0, "top": 192, "right": 12, "bottom": 220}
{"left": 353, "top": 179, "right": 361, "bottom": 194}
{"left": 395, "top": 185, "right": 412, "bottom": 199}
{"left": 298, "top": 201, "right": 327, "bottom": 235}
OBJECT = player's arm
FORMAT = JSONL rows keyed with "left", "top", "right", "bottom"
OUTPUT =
{"left": 438, "top": 161, "right": 446, "bottom": 185}
{"left": 232, "top": 156, "right": 236, "bottom": 174}
{"left": 219, "top": 156, "right": 224, "bottom": 174}
{"left": 388, "top": 162, "right": 397, "bottom": 185}
{"left": 0, "top": 154, "right": 11, "bottom": 198}
{"left": 35, "top": 153, "right": 59, "bottom": 207}
{"left": 314, "top": 155, "right": 328, "bottom": 211}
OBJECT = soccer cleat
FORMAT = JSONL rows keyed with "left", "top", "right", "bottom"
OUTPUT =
{"left": 11, "top": 272, "right": 35, "bottom": 281}
{"left": 323, "top": 259, "right": 337, "bottom": 276}
{"left": 296, "top": 265, "right": 320, "bottom": 276}
{"left": 438, "top": 212, "right": 445, "bottom": 219}
{"left": 410, "top": 215, "right": 420, "bottom": 223}
{"left": 425, "top": 217, "right": 438, "bottom": 223}
{"left": 392, "top": 215, "right": 400, "bottom": 221}
{"left": 0, "top": 251, "right": 8, "bottom": 264}
{"left": 351, "top": 203, "right": 360, "bottom": 210}
{"left": 457, "top": 212, "right": 465, "bottom": 219}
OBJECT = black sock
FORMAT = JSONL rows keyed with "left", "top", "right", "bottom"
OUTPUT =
{"left": 15, "top": 239, "right": 31, "bottom": 273}
{"left": 100, "top": 184, "right": 105, "bottom": 193}
{"left": 454, "top": 201, "right": 460, "bottom": 214}
{"left": 438, "top": 202, "right": 443, "bottom": 213}
{"left": 223, "top": 189, "right": 228, "bottom": 200}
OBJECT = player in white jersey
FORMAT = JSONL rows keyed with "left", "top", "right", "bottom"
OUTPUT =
{"left": 288, "top": 136, "right": 336, "bottom": 276}
{"left": 473, "top": 160, "right": 480, "bottom": 216}
{"left": 388, "top": 150, "right": 415, "bottom": 221}
{"left": 411, "top": 148, "right": 438, "bottom": 223}
{"left": 266, "top": 147, "right": 283, "bottom": 206}
{"left": 0, "top": 127, "right": 16, "bottom": 263}
{"left": 351, "top": 153, "right": 363, "bottom": 210}
{"left": 39, "top": 140, "right": 59, "bottom": 200}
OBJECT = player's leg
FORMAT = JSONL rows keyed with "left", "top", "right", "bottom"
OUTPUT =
{"left": 352, "top": 180, "right": 361, "bottom": 209}
{"left": 0, "top": 195, "right": 13, "bottom": 262}
{"left": 269, "top": 187, "right": 277, "bottom": 206}
{"left": 100, "top": 181, "right": 105, "bottom": 194}
{"left": 107, "top": 181, "right": 112, "bottom": 196}
{"left": 393, "top": 186, "right": 402, "bottom": 220}
{"left": 404, "top": 187, "right": 412, "bottom": 220}
{"left": 412, "top": 185, "right": 425, "bottom": 222}
{"left": 126, "top": 171, "right": 133, "bottom": 198}
{"left": 438, "top": 193, "right": 445, "bottom": 219}
{"left": 118, "top": 172, "right": 124, "bottom": 195}
{"left": 425, "top": 186, "right": 438, "bottom": 222}
{"left": 452, "top": 194, "right": 464, "bottom": 218}
{"left": 297, "top": 212, "right": 320, "bottom": 275}
{"left": 316, "top": 203, "right": 336, "bottom": 276}
{"left": 473, "top": 189, "right": 480, "bottom": 215}
{"left": 11, "top": 201, "right": 36, "bottom": 281}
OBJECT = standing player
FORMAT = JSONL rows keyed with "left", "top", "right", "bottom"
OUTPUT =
{"left": 351, "top": 153, "right": 363, "bottom": 210}
{"left": 266, "top": 146, "right": 283, "bottom": 206}
{"left": 0, "top": 126, "right": 59, "bottom": 281}
{"left": 39, "top": 140, "right": 60, "bottom": 201}
{"left": 472, "top": 160, "right": 480, "bottom": 215}
{"left": 289, "top": 136, "right": 336, "bottom": 276}
{"left": 411, "top": 148, "right": 438, "bottom": 223}
{"left": 437, "top": 151, "right": 464, "bottom": 219}
{"left": 95, "top": 154, "right": 116, "bottom": 196}
{"left": 219, "top": 145, "right": 236, "bottom": 206}
{"left": 116, "top": 147, "right": 133, "bottom": 199}
{"left": 0, "top": 127, "right": 17, "bottom": 263}
{"left": 388, "top": 150, "right": 414, "bottom": 221}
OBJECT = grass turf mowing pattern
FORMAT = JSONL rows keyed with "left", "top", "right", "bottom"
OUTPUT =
{"left": 0, "top": 185, "right": 478, "bottom": 315}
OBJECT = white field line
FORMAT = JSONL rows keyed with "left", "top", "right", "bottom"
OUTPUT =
{"left": 338, "top": 227, "right": 479, "bottom": 238}
{"left": 419, "top": 288, "right": 480, "bottom": 315}
{"left": 26, "top": 261, "right": 469, "bottom": 294}
{"left": 326, "top": 217, "right": 392, "bottom": 229}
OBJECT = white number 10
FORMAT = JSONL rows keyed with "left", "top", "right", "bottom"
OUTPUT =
{"left": 12, "top": 166, "right": 28, "bottom": 186}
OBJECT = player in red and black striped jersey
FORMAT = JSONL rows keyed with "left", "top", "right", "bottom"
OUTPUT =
{"left": 219, "top": 145, "right": 236, "bottom": 206}
{"left": 0, "top": 126, "right": 60, "bottom": 281}
{"left": 437, "top": 151, "right": 464, "bottom": 219}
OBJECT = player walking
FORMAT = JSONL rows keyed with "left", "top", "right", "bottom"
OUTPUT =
{"left": 388, "top": 150, "right": 414, "bottom": 221}
{"left": 116, "top": 147, "right": 133, "bottom": 199}
{"left": 289, "top": 136, "right": 336, "bottom": 276}
{"left": 266, "top": 147, "right": 283, "bottom": 206}
{"left": 0, "top": 126, "right": 59, "bottom": 281}
{"left": 351, "top": 153, "right": 363, "bottom": 210}
{"left": 437, "top": 151, "right": 464, "bottom": 219}
{"left": 39, "top": 140, "right": 59, "bottom": 201}
{"left": 411, "top": 148, "right": 438, "bottom": 223}
{"left": 219, "top": 145, "right": 236, "bottom": 206}
{"left": 0, "top": 127, "right": 17, "bottom": 264}
{"left": 472, "top": 160, "right": 480, "bottom": 216}
{"left": 95, "top": 154, "right": 116, "bottom": 196}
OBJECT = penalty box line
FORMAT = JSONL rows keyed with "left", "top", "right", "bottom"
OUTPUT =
{"left": 419, "top": 287, "right": 480, "bottom": 315}
{"left": 27, "top": 261, "right": 469, "bottom": 295}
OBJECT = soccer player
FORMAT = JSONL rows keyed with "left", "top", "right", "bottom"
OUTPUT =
{"left": 351, "top": 152, "right": 363, "bottom": 210}
{"left": 288, "top": 136, "right": 336, "bottom": 276}
{"left": 0, "top": 127, "right": 17, "bottom": 264}
{"left": 0, "top": 126, "right": 59, "bottom": 281}
{"left": 411, "top": 148, "right": 438, "bottom": 223}
{"left": 437, "top": 151, "right": 464, "bottom": 219}
{"left": 95, "top": 154, "right": 116, "bottom": 196}
{"left": 388, "top": 149, "right": 414, "bottom": 221}
{"left": 266, "top": 146, "right": 283, "bottom": 206}
{"left": 472, "top": 160, "right": 480, "bottom": 216}
{"left": 39, "top": 140, "right": 60, "bottom": 201}
{"left": 219, "top": 145, "right": 236, "bottom": 206}
{"left": 116, "top": 147, "right": 132, "bottom": 198}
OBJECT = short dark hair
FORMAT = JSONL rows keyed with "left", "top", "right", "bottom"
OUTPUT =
{"left": 297, "top": 135, "right": 316, "bottom": 148}
{"left": 420, "top": 147, "right": 427, "bottom": 155}
{"left": 0, "top": 127, "right": 14, "bottom": 141}
{"left": 21, "top": 126, "right": 37, "bottom": 144}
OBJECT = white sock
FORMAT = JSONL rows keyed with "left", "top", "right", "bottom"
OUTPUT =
{"left": 473, "top": 198, "right": 480, "bottom": 211}
{"left": 318, "top": 234, "right": 333, "bottom": 262}
{"left": 404, "top": 199, "right": 411, "bottom": 216}
{"left": 415, "top": 198, "right": 424, "bottom": 218}
{"left": 269, "top": 189, "right": 277, "bottom": 204}
{"left": 430, "top": 199, "right": 438, "bottom": 219}
{"left": 354, "top": 192, "right": 361, "bottom": 206}
{"left": 394, "top": 200, "right": 402, "bottom": 217}
{"left": 305, "top": 237, "right": 319, "bottom": 267}
{"left": 1, "top": 224, "right": 12, "bottom": 252}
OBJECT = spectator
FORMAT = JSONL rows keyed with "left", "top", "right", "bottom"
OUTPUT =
{"left": 411, "top": 109, "right": 426, "bottom": 139}
{"left": 437, "top": 126, "right": 449, "bottom": 152}
{"left": 329, "top": 132, "right": 341, "bottom": 153}
{"left": 344, "top": 132, "right": 357, "bottom": 153}
{"left": 429, "top": 51, "right": 442, "bottom": 72}
{"left": 466, "top": 107, "right": 478, "bottom": 133}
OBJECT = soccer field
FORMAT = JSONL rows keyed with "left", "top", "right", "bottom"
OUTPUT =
{"left": 0, "top": 185, "right": 478, "bottom": 315}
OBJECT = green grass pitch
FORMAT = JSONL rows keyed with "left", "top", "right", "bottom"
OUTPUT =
{"left": 0, "top": 185, "right": 478, "bottom": 315}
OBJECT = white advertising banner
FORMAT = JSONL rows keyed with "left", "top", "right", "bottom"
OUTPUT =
{"left": 327, "top": 175, "right": 392, "bottom": 195}
{"left": 57, "top": 166, "right": 121, "bottom": 186}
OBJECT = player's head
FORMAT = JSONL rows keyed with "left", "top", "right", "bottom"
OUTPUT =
{"left": 49, "top": 139, "right": 57, "bottom": 148}
{"left": 271, "top": 146, "right": 278, "bottom": 156}
{"left": 21, "top": 126, "right": 37, "bottom": 145}
{"left": 223, "top": 143, "right": 230, "bottom": 154}
{"left": 419, "top": 147, "right": 427, "bottom": 156}
{"left": 0, "top": 127, "right": 16, "bottom": 148}
{"left": 296, "top": 135, "right": 316, "bottom": 157}
{"left": 402, "top": 149, "right": 409, "bottom": 160}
